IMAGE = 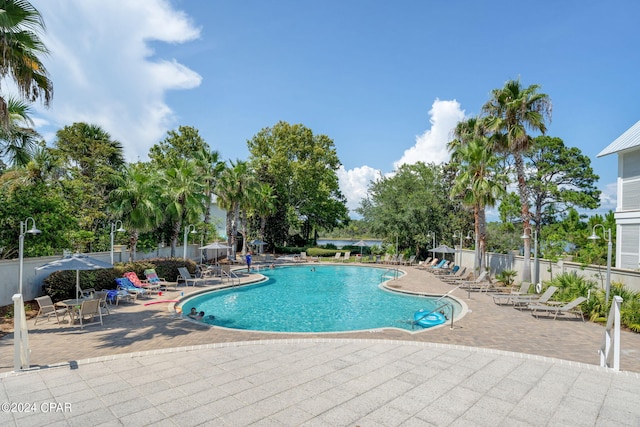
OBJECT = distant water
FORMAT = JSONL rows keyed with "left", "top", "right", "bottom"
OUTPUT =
{"left": 316, "top": 239, "right": 383, "bottom": 249}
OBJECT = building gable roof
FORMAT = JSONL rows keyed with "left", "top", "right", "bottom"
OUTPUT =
{"left": 598, "top": 119, "right": 640, "bottom": 157}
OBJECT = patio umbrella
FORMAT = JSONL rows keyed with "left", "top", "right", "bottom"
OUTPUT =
{"left": 199, "top": 242, "right": 231, "bottom": 263}
{"left": 36, "top": 254, "right": 113, "bottom": 300}
{"left": 353, "top": 239, "right": 368, "bottom": 255}
{"left": 250, "top": 239, "right": 267, "bottom": 254}
{"left": 429, "top": 244, "right": 456, "bottom": 261}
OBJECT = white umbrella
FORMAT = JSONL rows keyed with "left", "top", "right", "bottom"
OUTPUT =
{"left": 353, "top": 239, "right": 368, "bottom": 255}
{"left": 199, "top": 242, "right": 231, "bottom": 263}
{"left": 36, "top": 254, "right": 113, "bottom": 300}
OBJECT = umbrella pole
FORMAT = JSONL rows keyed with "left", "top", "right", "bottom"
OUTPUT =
{"left": 76, "top": 270, "right": 80, "bottom": 300}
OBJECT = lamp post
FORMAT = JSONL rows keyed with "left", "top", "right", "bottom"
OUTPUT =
{"left": 521, "top": 227, "right": 539, "bottom": 286}
{"left": 183, "top": 224, "right": 196, "bottom": 260}
{"left": 110, "top": 221, "right": 126, "bottom": 265}
{"left": 588, "top": 224, "right": 612, "bottom": 305}
{"left": 466, "top": 231, "right": 478, "bottom": 277}
{"left": 19, "top": 217, "right": 41, "bottom": 295}
{"left": 453, "top": 232, "right": 464, "bottom": 266}
{"left": 427, "top": 231, "right": 436, "bottom": 259}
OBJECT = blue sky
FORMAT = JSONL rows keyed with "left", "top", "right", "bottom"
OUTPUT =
{"left": 29, "top": 0, "right": 640, "bottom": 218}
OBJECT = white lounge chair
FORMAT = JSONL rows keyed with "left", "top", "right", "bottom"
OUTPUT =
{"left": 491, "top": 281, "right": 532, "bottom": 305}
{"left": 530, "top": 296, "right": 587, "bottom": 321}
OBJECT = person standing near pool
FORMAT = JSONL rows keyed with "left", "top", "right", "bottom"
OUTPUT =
{"left": 246, "top": 251, "right": 252, "bottom": 272}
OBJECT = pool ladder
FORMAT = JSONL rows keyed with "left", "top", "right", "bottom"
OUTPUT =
{"left": 412, "top": 300, "right": 455, "bottom": 330}
{"left": 381, "top": 268, "right": 399, "bottom": 281}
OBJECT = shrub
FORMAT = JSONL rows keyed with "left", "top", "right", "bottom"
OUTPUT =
{"left": 495, "top": 270, "right": 517, "bottom": 287}
{"left": 42, "top": 257, "right": 196, "bottom": 301}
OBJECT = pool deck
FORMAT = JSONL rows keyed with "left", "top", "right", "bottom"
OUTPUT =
{"left": 2, "top": 263, "right": 640, "bottom": 425}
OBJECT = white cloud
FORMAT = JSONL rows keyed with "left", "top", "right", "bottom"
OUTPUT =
{"left": 394, "top": 99, "right": 465, "bottom": 169}
{"left": 337, "top": 165, "right": 381, "bottom": 214}
{"left": 598, "top": 181, "right": 618, "bottom": 212}
{"left": 338, "top": 99, "right": 466, "bottom": 217}
{"left": 30, "top": 0, "right": 202, "bottom": 161}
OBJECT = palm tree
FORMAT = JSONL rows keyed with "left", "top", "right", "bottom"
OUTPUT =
{"left": 0, "top": 96, "right": 39, "bottom": 166}
{"left": 110, "top": 164, "right": 162, "bottom": 261}
{"left": 215, "top": 160, "right": 257, "bottom": 259}
{"left": 449, "top": 117, "right": 506, "bottom": 274}
{"left": 193, "top": 147, "right": 225, "bottom": 243}
{"left": 482, "top": 79, "right": 552, "bottom": 282}
{"left": 250, "top": 183, "right": 276, "bottom": 249}
{"left": 0, "top": 0, "right": 53, "bottom": 126}
{"left": 160, "top": 158, "right": 206, "bottom": 257}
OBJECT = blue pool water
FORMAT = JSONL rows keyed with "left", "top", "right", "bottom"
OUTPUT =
{"left": 181, "top": 265, "right": 459, "bottom": 332}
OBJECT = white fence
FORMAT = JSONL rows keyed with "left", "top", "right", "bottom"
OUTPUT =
{"left": 2, "top": 246, "right": 640, "bottom": 307}
{"left": 0, "top": 244, "right": 210, "bottom": 306}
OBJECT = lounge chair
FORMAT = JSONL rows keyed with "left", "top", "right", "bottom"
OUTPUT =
{"left": 78, "top": 299, "right": 103, "bottom": 329}
{"left": 530, "top": 296, "right": 587, "bottom": 320}
{"left": 106, "top": 288, "right": 136, "bottom": 305}
{"left": 177, "top": 267, "right": 209, "bottom": 286}
{"left": 435, "top": 264, "right": 459, "bottom": 277}
{"left": 115, "top": 277, "right": 148, "bottom": 298}
{"left": 440, "top": 267, "right": 466, "bottom": 282}
{"left": 512, "top": 286, "right": 559, "bottom": 310}
{"left": 342, "top": 251, "right": 351, "bottom": 262}
{"left": 144, "top": 268, "right": 175, "bottom": 291}
{"left": 34, "top": 295, "right": 69, "bottom": 325}
{"left": 458, "top": 271, "right": 491, "bottom": 292}
{"left": 403, "top": 255, "right": 416, "bottom": 266}
{"left": 123, "top": 271, "right": 161, "bottom": 294}
{"left": 491, "top": 282, "right": 532, "bottom": 304}
{"left": 333, "top": 252, "right": 342, "bottom": 262}
{"left": 417, "top": 258, "right": 439, "bottom": 269}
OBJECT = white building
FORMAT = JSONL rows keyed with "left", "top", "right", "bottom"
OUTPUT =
{"left": 598, "top": 120, "right": 640, "bottom": 270}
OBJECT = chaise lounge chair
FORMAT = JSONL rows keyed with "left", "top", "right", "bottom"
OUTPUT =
{"left": 177, "top": 267, "right": 210, "bottom": 286}
{"left": 529, "top": 296, "right": 587, "bottom": 321}
{"left": 123, "top": 271, "right": 161, "bottom": 294}
{"left": 491, "top": 281, "right": 532, "bottom": 305}
{"left": 144, "top": 268, "right": 175, "bottom": 291}
{"left": 512, "top": 286, "right": 559, "bottom": 310}
{"left": 115, "top": 277, "right": 148, "bottom": 298}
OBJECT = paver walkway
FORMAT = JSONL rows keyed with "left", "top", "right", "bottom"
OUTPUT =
{"left": 1, "top": 264, "right": 640, "bottom": 425}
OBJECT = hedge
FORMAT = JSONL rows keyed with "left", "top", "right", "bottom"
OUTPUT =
{"left": 42, "top": 257, "right": 197, "bottom": 301}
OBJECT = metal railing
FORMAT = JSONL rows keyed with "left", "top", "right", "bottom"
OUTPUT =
{"left": 381, "top": 268, "right": 399, "bottom": 281}
{"left": 600, "top": 295, "right": 623, "bottom": 370}
{"left": 412, "top": 300, "right": 455, "bottom": 330}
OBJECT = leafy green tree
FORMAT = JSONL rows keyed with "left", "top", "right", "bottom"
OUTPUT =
{"left": 193, "top": 147, "right": 225, "bottom": 243}
{"left": 483, "top": 79, "right": 552, "bottom": 282}
{"left": 526, "top": 136, "right": 600, "bottom": 230}
{"left": 0, "top": 0, "right": 53, "bottom": 126}
{"left": 357, "top": 162, "right": 466, "bottom": 259}
{"left": 149, "top": 125, "right": 210, "bottom": 168}
{"left": 0, "top": 171, "right": 75, "bottom": 258}
{"left": 498, "top": 192, "right": 521, "bottom": 225}
{"left": 247, "top": 121, "right": 348, "bottom": 246}
{"left": 110, "top": 163, "right": 163, "bottom": 261}
{"left": 160, "top": 158, "right": 206, "bottom": 257}
{"left": 449, "top": 117, "right": 506, "bottom": 273}
{"left": 53, "top": 123, "right": 125, "bottom": 244}
{"left": 0, "top": 97, "right": 40, "bottom": 166}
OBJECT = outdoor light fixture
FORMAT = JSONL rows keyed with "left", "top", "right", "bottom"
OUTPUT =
{"left": 19, "top": 217, "right": 41, "bottom": 295}
{"left": 521, "top": 226, "right": 539, "bottom": 286}
{"left": 466, "top": 231, "right": 478, "bottom": 276}
{"left": 110, "top": 220, "right": 126, "bottom": 265}
{"left": 453, "top": 232, "right": 464, "bottom": 266}
{"left": 427, "top": 231, "right": 436, "bottom": 259}
{"left": 588, "top": 224, "right": 612, "bottom": 305}
{"left": 183, "top": 224, "right": 197, "bottom": 260}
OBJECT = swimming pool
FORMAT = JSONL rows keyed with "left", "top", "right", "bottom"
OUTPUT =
{"left": 181, "top": 265, "right": 460, "bottom": 333}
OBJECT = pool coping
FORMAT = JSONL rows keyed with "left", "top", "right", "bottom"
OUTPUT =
{"left": 176, "top": 264, "right": 469, "bottom": 335}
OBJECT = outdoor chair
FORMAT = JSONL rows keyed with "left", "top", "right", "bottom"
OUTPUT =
{"left": 512, "top": 286, "right": 559, "bottom": 310}
{"left": 530, "top": 296, "right": 587, "bottom": 321}
{"left": 144, "top": 268, "right": 175, "bottom": 291}
{"left": 342, "top": 251, "right": 351, "bottom": 262}
{"left": 333, "top": 252, "right": 342, "bottom": 262}
{"left": 115, "top": 277, "right": 148, "bottom": 299}
{"left": 177, "top": 267, "right": 209, "bottom": 286}
{"left": 123, "top": 271, "right": 161, "bottom": 294}
{"left": 93, "top": 290, "right": 110, "bottom": 315}
{"left": 34, "top": 295, "right": 68, "bottom": 325}
{"left": 78, "top": 298, "right": 103, "bottom": 329}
